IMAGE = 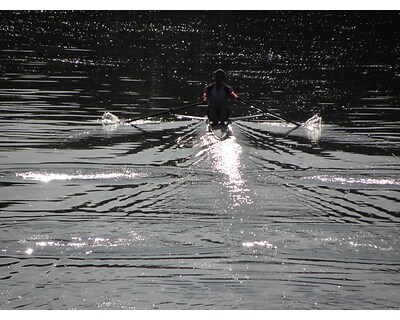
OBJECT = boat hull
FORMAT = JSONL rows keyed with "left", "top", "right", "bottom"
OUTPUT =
{"left": 209, "top": 124, "right": 230, "bottom": 141}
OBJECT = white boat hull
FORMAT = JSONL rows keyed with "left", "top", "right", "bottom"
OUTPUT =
{"left": 209, "top": 124, "right": 231, "bottom": 141}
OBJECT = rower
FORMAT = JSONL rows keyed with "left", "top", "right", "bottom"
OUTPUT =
{"left": 203, "top": 69, "right": 238, "bottom": 126}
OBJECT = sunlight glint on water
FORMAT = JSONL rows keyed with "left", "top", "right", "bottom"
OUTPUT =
{"left": 0, "top": 11, "right": 399, "bottom": 310}
{"left": 202, "top": 131, "right": 253, "bottom": 208}
{"left": 16, "top": 171, "right": 142, "bottom": 182}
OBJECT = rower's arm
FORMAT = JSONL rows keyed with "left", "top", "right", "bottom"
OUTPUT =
{"left": 225, "top": 84, "right": 238, "bottom": 99}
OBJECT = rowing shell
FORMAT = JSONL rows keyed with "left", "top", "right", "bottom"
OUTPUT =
{"left": 175, "top": 114, "right": 231, "bottom": 140}
{"left": 175, "top": 113, "right": 268, "bottom": 141}
{"left": 209, "top": 123, "right": 231, "bottom": 141}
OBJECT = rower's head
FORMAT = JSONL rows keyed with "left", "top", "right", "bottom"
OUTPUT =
{"left": 214, "top": 69, "right": 226, "bottom": 85}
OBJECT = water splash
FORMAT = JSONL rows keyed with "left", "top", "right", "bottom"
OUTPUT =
{"left": 101, "top": 112, "right": 121, "bottom": 125}
{"left": 304, "top": 114, "right": 322, "bottom": 142}
{"left": 101, "top": 111, "right": 160, "bottom": 127}
{"left": 304, "top": 114, "right": 322, "bottom": 129}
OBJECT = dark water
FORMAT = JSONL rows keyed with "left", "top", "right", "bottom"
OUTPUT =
{"left": 0, "top": 11, "right": 399, "bottom": 309}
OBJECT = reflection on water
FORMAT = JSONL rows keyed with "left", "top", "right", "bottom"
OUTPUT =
{"left": 303, "top": 175, "right": 400, "bottom": 186}
{"left": 201, "top": 129, "right": 253, "bottom": 208}
{"left": 33, "top": 230, "right": 144, "bottom": 250}
{"left": 16, "top": 170, "right": 142, "bottom": 182}
{"left": 306, "top": 125, "right": 322, "bottom": 143}
{"left": 242, "top": 240, "right": 277, "bottom": 249}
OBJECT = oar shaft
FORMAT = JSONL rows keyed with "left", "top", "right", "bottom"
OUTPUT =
{"left": 238, "top": 99, "right": 301, "bottom": 127}
{"left": 239, "top": 100, "right": 264, "bottom": 114}
{"left": 128, "top": 101, "right": 203, "bottom": 123}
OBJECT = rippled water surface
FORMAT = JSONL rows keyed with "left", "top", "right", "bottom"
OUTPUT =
{"left": 0, "top": 11, "right": 399, "bottom": 309}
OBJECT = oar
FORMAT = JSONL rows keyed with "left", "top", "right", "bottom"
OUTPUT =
{"left": 237, "top": 98, "right": 302, "bottom": 127}
{"left": 127, "top": 101, "right": 204, "bottom": 124}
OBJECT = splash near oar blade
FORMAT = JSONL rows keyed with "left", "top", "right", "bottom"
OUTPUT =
{"left": 304, "top": 114, "right": 322, "bottom": 128}
{"left": 102, "top": 112, "right": 120, "bottom": 125}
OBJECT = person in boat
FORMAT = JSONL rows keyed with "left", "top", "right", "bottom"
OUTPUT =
{"left": 203, "top": 69, "right": 238, "bottom": 126}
